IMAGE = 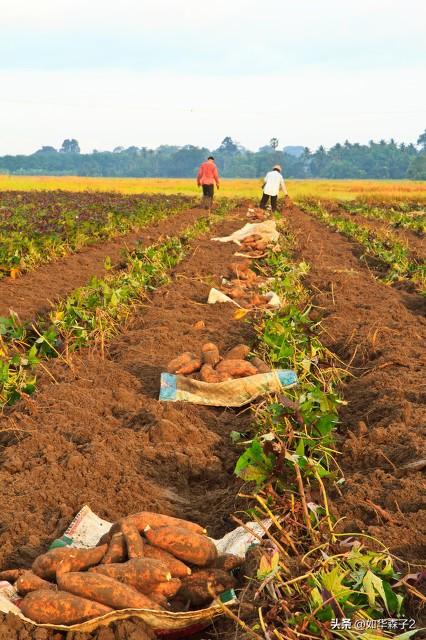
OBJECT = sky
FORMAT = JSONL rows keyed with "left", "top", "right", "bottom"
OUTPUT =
{"left": 0, "top": 0, "right": 425, "bottom": 154}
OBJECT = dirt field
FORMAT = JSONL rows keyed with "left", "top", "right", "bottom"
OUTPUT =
{"left": 286, "top": 203, "right": 426, "bottom": 562}
{"left": 0, "top": 205, "right": 255, "bottom": 639}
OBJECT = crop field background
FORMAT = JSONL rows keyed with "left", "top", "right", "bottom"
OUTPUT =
{"left": 1, "top": 174, "right": 426, "bottom": 202}
{"left": 0, "top": 178, "right": 424, "bottom": 639}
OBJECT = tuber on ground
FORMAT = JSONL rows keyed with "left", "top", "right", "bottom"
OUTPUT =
{"left": 16, "top": 571, "right": 56, "bottom": 596}
{"left": 215, "top": 359, "right": 258, "bottom": 379}
{"left": 201, "top": 343, "right": 220, "bottom": 367}
{"left": 166, "top": 352, "right": 196, "bottom": 374}
{"left": 120, "top": 521, "right": 144, "bottom": 559}
{"left": 89, "top": 557, "right": 171, "bottom": 593}
{"left": 32, "top": 545, "right": 107, "bottom": 581}
{"left": 223, "top": 344, "right": 250, "bottom": 360}
{"left": 20, "top": 590, "right": 113, "bottom": 625}
{"left": 144, "top": 526, "right": 217, "bottom": 567}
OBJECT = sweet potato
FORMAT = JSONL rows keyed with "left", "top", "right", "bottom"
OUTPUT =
{"left": 250, "top": 356, "right": 271, "bottom": 374}
{"left": 223, "top": 344, "right": 250, "bottom": 360}
{"left": 241, "top": 234, "right": 262, "bottom": 245}
{"left": 200, "top": 364, "right": 232, "bottom": 383}
{"left": 143, "top": 545, "right": 191, "bottom": 577}
{"left": 16, "top": 571, "right": 56, "bottom": 596}
{"left": 121, "top": 521, "right": 144, "bottom": 559}
{"left": 216, "top": 359, "right": 257, "bottom": 379}
{"left": 20, "top": 589, "right": 113, "bottom": 625}
{"left": 228, "top": 286, "right": 246, "bottom": 300}
{"left": 89, "top": 557, "right": 171, "bottom": 593}
{"left": 102, "top": 533, "right": 127, "bottom": 564}
{"left": 228, "top": 262, "right": 249, "bottom": 278}
{"left": 150, "top": 577, "right": 182, "bottom": 598}
{"left": 211, "top": 554, "right": 245, "bottom": 572}
{"left": 178, "top": 569, "right": 237, "bottom": 607}
{"left": 176, "top": 358, "right": 202, "bottom": 376}
{"left": 167, "top": 352, "right": 196, "bottom": 374}
{"left": 149, "top": 592, "right": 169, "bottom": 608}
{"left": 117, "top": 512, "right": 206, "bottom": 536}
{"left": 201, "top": 342, "right": 220, "bottom": 367}
{"left": 144, "top": 526, "right": 217, "bottom": 567}
{"left": 57, "top": 572, "right": 162, "bottom": 610}
{"left": 0, "top": 569, "right": 23, "bottom": 582}
{"left": 32, "top": 544, "right": 108, "bottom": 580}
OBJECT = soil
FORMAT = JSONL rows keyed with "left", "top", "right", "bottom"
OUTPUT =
{"left": 0, "top": 207, "right": 255, "bottom": 639}
{"left": 286, "top": 203, "right": 426, "bottom": 565}
{"left": 0, "top": 206, "right": 206, "bottom": 322}
{"left": 321, "top": 200, "right": 426, "bottom": 262}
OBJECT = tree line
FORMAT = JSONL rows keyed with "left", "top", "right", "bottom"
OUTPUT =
{"left": 1, "top": 132, "right": 425, "bottom": 179}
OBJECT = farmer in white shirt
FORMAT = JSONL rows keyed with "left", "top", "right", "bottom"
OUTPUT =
{"left": 259, "top": 165, "right": 288, "bottom": 212}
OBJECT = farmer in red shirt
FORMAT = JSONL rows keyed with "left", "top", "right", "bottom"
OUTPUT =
{"left": 196, "top": 156, "right": 220, "bottom": 208}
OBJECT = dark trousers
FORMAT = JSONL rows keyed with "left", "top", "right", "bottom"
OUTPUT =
{"left": 202, "top": 184, "right": 214, "bottom": 198}
{"left": 259, "top": 193, "right": 277, "bottom": 211}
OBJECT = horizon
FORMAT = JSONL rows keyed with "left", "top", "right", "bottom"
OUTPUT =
{"left": 0, "top": 0, "right": 425, "bottom": 155}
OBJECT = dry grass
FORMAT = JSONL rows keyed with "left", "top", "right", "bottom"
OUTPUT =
{"left": 0, "top": 175, "right": 425, "bottom": 202}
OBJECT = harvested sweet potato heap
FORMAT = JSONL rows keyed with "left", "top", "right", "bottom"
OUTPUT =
{"left": 0, "top": 511, "right": 243, "bottom": 626}
{"left": 167, "top": 342, "right": 271, "bottom": 383}
{"left": 224, "top": 262, "right": 272, "bottom": 309}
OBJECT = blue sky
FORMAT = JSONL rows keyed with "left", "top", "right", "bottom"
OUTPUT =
{"left": 0, "top": 0, "right": 425, "bottom": 153}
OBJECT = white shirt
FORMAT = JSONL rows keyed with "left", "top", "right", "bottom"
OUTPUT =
{"left": 263, "top": 171, "right": 287, "bottom": 196}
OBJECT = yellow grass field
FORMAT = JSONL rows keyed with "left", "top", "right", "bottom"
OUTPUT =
{"left": 0, "top": 175, "right": 425, "bottom": 202}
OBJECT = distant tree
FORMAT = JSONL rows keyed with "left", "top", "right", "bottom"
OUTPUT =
{"left": 408, "top": 155, "right": 426, "bottom": 179}
{"left": 270, "top": 137, "right": 279, "bottom": 150}
{"left": 34, "top": 146, "right": 57, "bottom": 154}
{"left": 60, "top": 139, "right": 80, "bottom": 153}
{"left": 218, "top": 136, "right": 239, "bottom": 154}
{"left": 417, "top": 130, "right": 426, "bottom": 152}
{"left": 113, "top": 146, "right": 125, "bottom": 153}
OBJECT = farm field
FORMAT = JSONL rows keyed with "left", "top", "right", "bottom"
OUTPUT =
{"left": 0, "top": 183, "right": 424, "bottom": 639}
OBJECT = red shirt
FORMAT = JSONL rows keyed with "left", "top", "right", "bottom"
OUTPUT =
{"left": 197, "top": 160, "right": 219, "bottom": 186}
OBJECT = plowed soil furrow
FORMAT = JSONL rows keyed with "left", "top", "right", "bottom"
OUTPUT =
{"left": 286, "top": 205, "right": 426, "bottom": 564}
{"left": 324, "top": 203, "right": 426, "bottom": 262}
{"left": 0, "top": 208, "right": 254, "bottom": 579}
{"left": 0, "top": 207, "right": 206, "bottom": 322}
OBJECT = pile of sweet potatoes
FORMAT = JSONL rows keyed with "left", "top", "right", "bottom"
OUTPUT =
{"left": 223, "top": 262, "right": 273, "bottom": 309}
{"left": 167, "top": 342, "right": 270, "bottom": 383}
{"left": 0, "top": 512, "right": 243, "bottom": 626}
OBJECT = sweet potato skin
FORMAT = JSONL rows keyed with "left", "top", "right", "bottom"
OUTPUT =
{"left": 57, "top": 571, "right": 162, "bottom": 610}
{"left": 120, "top": 521, "right": 144, "bottom": 559}
{"left": 177, "top": 569, "right": 237, "bottom": 607}
{"left": 144, "top": 526, "right": 217, "bottom": 567}
{"left": 102, "top": 533, "right": 127, "bottom": 564}
{"left": 143, "top": 545, "right": 191, "bottom": 578}
{"left": 150, "top": 577, "right": 182, "bottom": 598}
{"left": 0, "top": 569, "right": 23, "bottom": 582}
{"left": 167, "top": 352, "right": 195, "bottom": 374}
{"left": 16, "top": 571, "right": 56, "bottom": 596}
{"left": 120, "top": 512, "right": 206, "bottom": 536}
{"left": 20, "top": 589, "right": 113, "bottom": 625}
{"left": 176, "top": 358, "right": 202, "bottom": 375}
{"left": 201, "top": 343, "right": 220, "bottom": 367}
{"left": 211, "top": 554, "right": 245, "bottom": 572}
{"left": 223, "top": 344, "right": 250, "bottom": 360}
{"left": 32, "top": 545, "right": 108, "bottom": 580}
{"left": 89, "top": 558, "right": 171, "bottom": 593}
{"left": 251, "top": 356, "right": 271, "bottom": 374}
{"left": 216, "top": 359, "right": 257, "bottom": 378}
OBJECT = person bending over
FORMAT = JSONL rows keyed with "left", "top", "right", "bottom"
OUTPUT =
{"left": 259, "top": 164, "right": 287, "bottom": 212}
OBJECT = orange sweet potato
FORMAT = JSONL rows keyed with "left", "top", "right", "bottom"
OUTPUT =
{"left": 150, "top": 577, "right": 182, "bottom": 598}
{"left": 20, "top": 589, "right": 113, "bottom": 625}
{"left": 215, "top": 359, "right": 258, "bottom": 379}
{"left": 211, "top": 554, "right": 245, "bottom": 572}
{"left": 143, "top": 545, "right": 191, "bottom": 578}
{"left": 32, "top": 545, "right": 108, "bottom": 580}
{"left": 167, "top": 352, "right": 196, "bottom": 374}
{"left": 201, "top": 343, "right": 220, "bottom": 367}
{"left": 119, "top": 512, "right": 206, "bottom": 536}
{"left": 0, "top": 569, "right": 24, "bottom": 582}
{"left": 250, "top": 356, "right": 271, "bottom": 374}
{"left": 223, "top": 344, "right": 250, "bottom": 360}
{"left": 16, "top": 571, "right": 56, "bottom": 596}
{"left": 121, "top": 521, "right": 144, "bottom": 559}
{"left": 228, "top": 262, "right": 249, "bottom": 278}
{"left": 177, "top": 569, "right": 237, "bottom": 607}
{"left": 89, "top": 557, "right": 171, "bottom": 593}
{"left": 144, "top": 526, "right": 217, "bottom": 567}
{"left": 57, "top": 571, "right": 162, "bottom": 610}
{"left": 176, "top": 358, "right": 202, "bottom": 376}
{"left": 102, "top": 533, "right": 127, "bottom": 564}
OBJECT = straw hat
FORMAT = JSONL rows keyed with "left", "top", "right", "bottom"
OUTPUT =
{"left": 273, "top": 164, "right": 282, "bottom": 172}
